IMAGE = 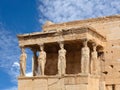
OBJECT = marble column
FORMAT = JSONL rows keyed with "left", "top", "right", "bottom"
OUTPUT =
{"left": 81, "top": 39, "right": 90, "bottom": 74}
{"left": 32, "top": 49, "right": 38, "bottom": 76}
{"left": 38, "top": 44, "right": 46, "bottom": 76}
{"left": 58, "top": 42, "right": 66, "bottom": 75}
{"left": 20, "top": 47, "right": 27, "bottom": 76}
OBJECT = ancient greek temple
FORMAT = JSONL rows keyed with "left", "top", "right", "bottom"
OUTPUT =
{"left": 17, "top": 15, "right": 120, "bottom": 90}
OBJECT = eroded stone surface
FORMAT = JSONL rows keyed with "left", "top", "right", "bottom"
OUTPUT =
{"left": 18, "top": 15, "right": 120, "bottom": 90}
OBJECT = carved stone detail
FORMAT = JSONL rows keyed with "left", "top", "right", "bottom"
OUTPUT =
{"left": 91, "top": 43, "right": 98, "bottom": 75}
{"left": 38, "top": 44, "right": 46, "bottom": 76}
{"left": 81, "top": 39, "right": 90, "bottom": 74}
{"left": 58, "top": 42, "right": 66, "bottom": 75}
{"left": 20, "top": 47, "right": 27, "bottom": 76}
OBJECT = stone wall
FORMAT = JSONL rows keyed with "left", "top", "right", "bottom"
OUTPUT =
{"left": 18, "top": 75, "right": 100, "bottom": 90}
{"left": 44, "top": 45, "right": 82, "bottom": 75}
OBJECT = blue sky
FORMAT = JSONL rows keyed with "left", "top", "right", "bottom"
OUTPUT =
{"left": 0, "top": 0, "right": 120, "bottom": 90}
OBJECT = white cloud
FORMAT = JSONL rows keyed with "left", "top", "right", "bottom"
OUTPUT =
{"left": 4, "top": 86, "right": 17, "bottom": 90}
{"left": 0, "top": 24, "right": 31, "bottom": 85}
{"left": 0, "top": 24, "right": 20, "bottom": 83}
{"left": 12, "top": 62, "right": 20, "bottom": 67}
{"left": 0, "top": 24, "right": 33, "bottom": 85}
{"left": 38, "top": 0, "right": 120, "bottom": 24}
{"left": 10, "top": 62, "right": 20, "bottom": 83}
{"left": 26, "top": 72, "right": 33, "bottom": 77}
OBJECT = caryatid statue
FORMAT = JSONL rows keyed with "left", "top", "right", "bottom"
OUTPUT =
{"left": 91, "top": 43, "right": 98, "bottom": 75}
{"left": 81, "top": 39, "right": 90, "bottom": 74}
{"left": 58, "top": 42, "right": 66, "bottom": 75}
{"left": 20, "top": 47, "right": 27, "bottom": 76}
{"left": 38, "top": 44, "right": 46, "bottom": 76}
{"left": 32, "top": 49, "right": 38, "bottom": 76}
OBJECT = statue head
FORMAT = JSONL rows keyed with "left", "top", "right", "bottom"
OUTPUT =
{"left": 59, "top": 41, "right": 64, "bottom": 49}
{"left": 20, "top": 46, "right": 25, "bottom": 53}
{"left": 92, "top": 43, "right": 96, "bottom": 51}
{"left": 83, "top": 39, "right": 88, "bottom": 47}
{"left": 39, "top": 43, "right": 44, "bottom": 51}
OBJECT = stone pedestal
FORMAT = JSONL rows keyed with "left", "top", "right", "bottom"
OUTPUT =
{"left": 18, "top": 74, "right": 100, "bottom": 90}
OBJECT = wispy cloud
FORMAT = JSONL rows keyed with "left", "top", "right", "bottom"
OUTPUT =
{"left": 3, "top": 86, "right": 17, "bottom": 90}
{"left": 0, "top": 23, "right": 20, "bottom": 84}
{"left": 0, "top": 23, "right": 33, "bottom": 90}
{"left": 26, "top": 72, "right": 33, "bottom": 77}
{"left": 38, "top": 0, "right": 120, "bottom": 24}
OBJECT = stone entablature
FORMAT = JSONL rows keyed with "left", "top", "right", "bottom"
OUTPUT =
{"left": 17, "top": 27, "right": 106, "bottom": 47}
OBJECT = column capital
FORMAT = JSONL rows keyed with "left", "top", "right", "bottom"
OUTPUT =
{"left": 20, "top": 46, "right": 25, "bottom": 49}
{"left": 58, "top": 41, "right": 65, "bottom": 49}
{"left": 82, "top": 39, "right": 89, "bottom": 47}
{"left": 58, "top": 41, "right": 64, "bottom": 44}
{"left": 38, "top": 42, "right": 44, "bottom": 46}
{"left": 82, "top": 38, "right": 89, "bottom": 42}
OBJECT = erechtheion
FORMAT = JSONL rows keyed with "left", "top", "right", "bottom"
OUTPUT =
{"left": 17, "top": 15, "right": 120, "bottom": 90}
